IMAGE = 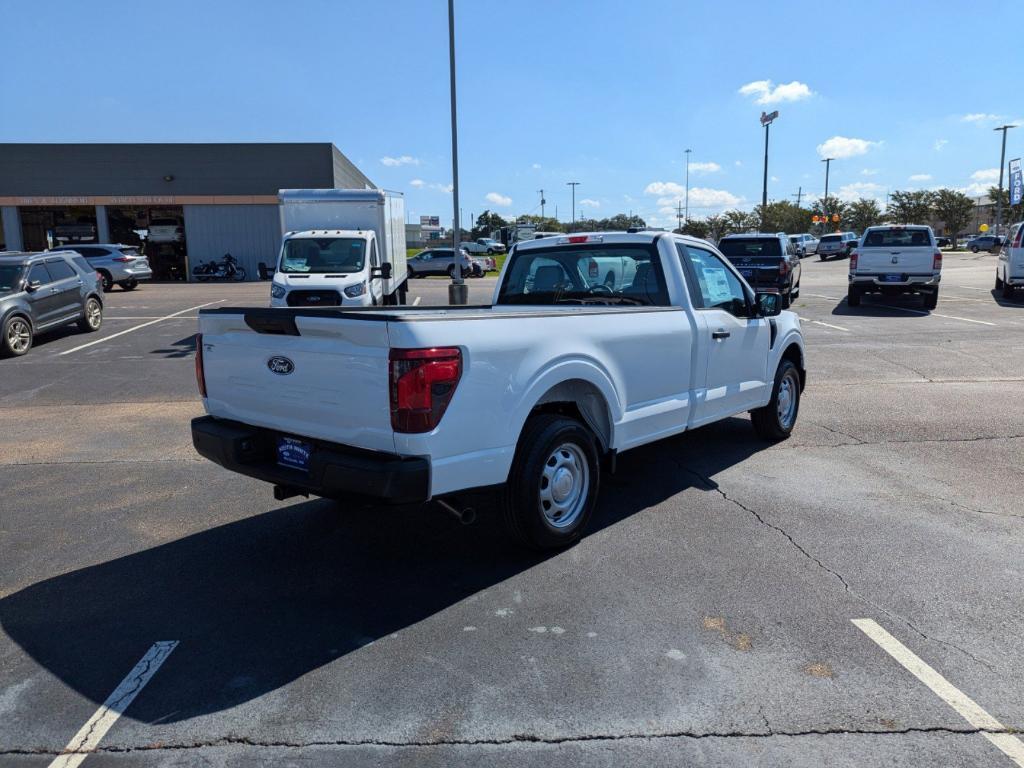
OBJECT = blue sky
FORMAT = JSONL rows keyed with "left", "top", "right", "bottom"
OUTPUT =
{"left": 2, "top": 0, "right": 1021, "bottom": 228}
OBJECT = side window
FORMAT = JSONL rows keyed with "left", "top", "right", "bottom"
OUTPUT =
{"left": 27, "top": 263, "right": 52, "bottom": 286}
{"left": 46, "top": 260, "right": 77, "bottom": 281}
{"left": 71, "top": 256, "right": 94, "bottom": 274}
{"left": 680, "top": 245, "right": 748, "bottom": 316}
{"left": 370, "top": 240, "right": 379, "bottom": 268}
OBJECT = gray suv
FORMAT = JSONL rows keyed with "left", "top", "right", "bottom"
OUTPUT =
{"left": 407, "top": 247, "right": 484, "bottom": 278}
{"left": 51, "top": 244, "right": 153, "bottom": 291}
{"left": 0, "top": 252, "right": 104, "bottom": 357}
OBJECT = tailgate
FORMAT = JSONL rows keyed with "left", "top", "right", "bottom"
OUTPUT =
{"left": 731, "top": 258, "right": 781, "bottom": 286}
{"left": 198, "top": 309, "right": 395, "bottom": 454}
{"left": 857, "top": 246, "right": 933, "bottom": 273}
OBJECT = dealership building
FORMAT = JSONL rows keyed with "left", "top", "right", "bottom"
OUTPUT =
{"left": 0, "top": 143, "right": 375, "bottom": 280}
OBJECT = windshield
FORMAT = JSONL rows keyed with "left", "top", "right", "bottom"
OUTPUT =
{"left": 280, "top": 237, "right": 366, "bottom": 274}
{"left": 150, "top": 219, "right": 179, "bottom": 226}
{"left": 497, "top": 243, "right": 668, "bottom": 306}
{"left": 820, "top": 235, "right": 841, "bottom": 243}
{"left": 0, "top": 265, "right": 25, "bottom": 295}
{"left": 864, "top": 228, "right": 932, "bottom": 247}
{"left": 718, "top": 238, "right": 782, "bottom": 258}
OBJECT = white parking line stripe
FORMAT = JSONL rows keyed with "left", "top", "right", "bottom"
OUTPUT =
{"left": 853, "top": 619, "right": 1024, "bottom": 767}
{"left": 873, "top": 304, "right": 998, "bottom": 326}
{"left": 48, "top": 641, "right": 178, "bottom": 768}
{"left": 412, "top": 296, "right": 422, "bottom": 306}
{"left": 809, "top": 320, "right": 850, "bottom": 331}
{"left": 58, "top": 301, "right": 224, "bottom": 356}
{"left": 957, "top": 286, "right": 991, "bottom": 291}
{"left": 805, "top": 293, "right": 842, "bottom": 300}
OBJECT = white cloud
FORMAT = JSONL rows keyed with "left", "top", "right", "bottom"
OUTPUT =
{"left": 645, "top": 181, "right": 741, "bottom": 210}
{"left": 409, "top": 179, "right": 425, "bottom": 188}
{"left": 380, "top": 155, "right": 420, "bottom": 167}
{"left": 644, "top": 181, "right": 685, "bottom": 196}
{"left": 579, "top": 198, "right": 600, "bottom": 208}
{"left": 485, "top": 191, "right": 512, "bottom": 207}
{"left": 429, "top": 182, "right": 453, "bottom": 194}
{"left": 770, "top": 175, "right": 779, "bottom": 182}
{"left": 861, "top": 168, "right": 879, "bottom": 176}
{"left": 738, "top": 79, "right": 813, "bottom": 105}
{"left": 908, "top": 174, "right": 932, "bottom": 182}
{"left": 734, "top": 160, "right": 743, "bottom": 167}
{"left": 836, "top": 182, "right": 886, "bottom": 202}
{"left": 970, "top": 168, "right": 999, "bottom": 182}
{"left": 962, "top": 113, "right": 1001, "bottom": 123}
{"left": 531, "top": 163, "right": 542, "bottom": 169}
{"left": 959, "top": 183, "right": 990, "bottom": 197}
{"left": 816, "top": 136, "right": 880, "bottom": 159}
{"left": 689, "top": 161, "right": 721, "bottom": 174}
{"left": 934, "top": 139, "right": 948, "bottom": 151}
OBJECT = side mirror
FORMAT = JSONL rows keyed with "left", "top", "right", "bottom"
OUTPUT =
{"left": 24, "top": 279, "right": 41, "bottom": 293}
{"left": 756, "top": 292, "right": 782, "bottom": 317}
{"left": 372, "top": 262, "right": 393, "bottom": 280}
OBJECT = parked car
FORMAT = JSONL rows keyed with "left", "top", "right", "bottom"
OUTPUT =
{"left": 192, "top": 230, "right": 805, "bottom": 549}
{"left": 463, "top": 237, "right": 506, "bottom": 255}
{"left": 788, "top": 233, "right": 818, "bottom": 257}
{"left": 407, "top": 247, "right": 478, "bottom": 278}
{"left": 0, "top": 251, "right": 104, "bottom": 357}
{"left": 50, "top": 244, "right": 153, "bottom": 291}
{"left": 816, "top": 231, "right": 858, "bottom": 260}
{"left": 935, "top": 236, "right": 952, "bottom": 248}
{"left": 967, "top": 234, "right": 1003, "bottom": 253}
{"left": 148, "top": 218, "right": 185, "bottom": 244}
{"left": 995, "top": 221, "right": 1023, "bottom": 299}
{"left": 717, "top": 232, "right": 801, "bottom": 308}
{"left": 848, "top": 225, "right": 941, "bottom": 309}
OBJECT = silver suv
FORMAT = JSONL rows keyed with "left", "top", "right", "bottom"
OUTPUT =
{"left": 51, "top": 244, "right": 153, "bottom": 291}
{"left": 816, "top": 232, "right": 858, "bottom": 260}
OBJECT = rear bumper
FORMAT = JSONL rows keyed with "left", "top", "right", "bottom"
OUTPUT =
{"left": 191, "top": 415, "right": 430, "bottom": 504}
{"left": 850, "top": 274, "right": 940, "bottom": 289}
{"left": 123, "top": 267, "right": 152, "bottom": 280}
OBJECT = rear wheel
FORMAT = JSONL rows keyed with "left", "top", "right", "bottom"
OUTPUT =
{"left": 119, "top": 279, "right": 138, "bottom": 291}
{"left": 751, "top": 359, "right": 801, "bottom": 441}
{"left": 500, "top": 414, "right": 600, "bottom": 550}
{"left": 77, "top": 297, "right": 103, "bottom": 332}
{"left": 847, "top": 286, "right": 862, "bottom": 307}
{"left": 996, "top": 273, "right": 1004, "bottom": 290}
{"left": 1003, "top": 279, "right": 1015, "bottom": 300}
{"left": 780, "top": 291, "right": 791, "bottom": 309}
{"left": 923, "top": 289, "right": 938, "bottom": 310}
{"left": 971, "top": 246, "right": 980, "bottom": 253}
{"left": 1, "top": 315, "right": 32, "bottom": 357}
{"left": 98, "top": 270, "right": 113, "bottom": 292}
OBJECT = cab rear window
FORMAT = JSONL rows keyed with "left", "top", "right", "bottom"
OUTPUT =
{"left": 718, "top": 238, "right": 782, "bottom": 257}
{"left": 864, "top": 228, "right": 932, "bottom": 247}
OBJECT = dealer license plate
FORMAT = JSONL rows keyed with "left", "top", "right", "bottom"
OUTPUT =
{"left": 277, "top": 436, "right": 312, "bottom": 472}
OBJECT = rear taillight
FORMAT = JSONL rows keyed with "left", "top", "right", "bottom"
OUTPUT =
{"left": 588, "top": 259, "right": 598, "bottom": 278}
{"left": 779, "top": 261, "right": 789, "bottom": 275}
{"left": 112, "top": 256, "right": 135, "bottom": 262}
{"left": 849, "top": 252, "right": 858, "bottom": 271}
{"left": 933, "top": 251, "right": 942, "bottom": 271}
{"left": 389, "top": 347, "right": 462, "bottom": 433}
{"left": 195, "top": 333, "right": 207, "bottom": 397}
{"left": 1014, "top": 228, "right": 1024, "bottom": 248}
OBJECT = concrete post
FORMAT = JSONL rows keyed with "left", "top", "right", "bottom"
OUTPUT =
{"left": 1, "top": 207, "right": 23, "bottom": 251}
{"left": 95, "top": 205, "right": 110, "bottom": 243}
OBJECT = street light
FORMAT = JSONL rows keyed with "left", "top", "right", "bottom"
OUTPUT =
{"left": 446, "top": 0, "right": 467, "bottom": 305}
{"left": 994, "top": 124, "right": 1017, "bottom": 237}
{"left": 567, "top": 182, "right": 580, "bottom": 230}
{"left": 760, "top": 111, "right": 778, "bottom": 226}
{"left": 821, "top": 157, "right": 834, "bottom": 232}
{"left": 684, "top": 148, "right": 692, "bottom": 224}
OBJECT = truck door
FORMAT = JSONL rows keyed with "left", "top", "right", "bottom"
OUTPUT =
{"left": 369, "top": 238, "right": 383, "bottom": 305}
{"left": 678, "top": 244, "right": 771, "bottom": 424}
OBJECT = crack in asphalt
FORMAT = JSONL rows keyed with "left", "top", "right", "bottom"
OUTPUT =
{"left": 778, "top": 433, "right": 1024, "bottom": 450}
{"left": 5, "top": 725, "right": 1020, "bottom": 755}
{"left": 677, "top": 465, "right": 994, "bottom": 671}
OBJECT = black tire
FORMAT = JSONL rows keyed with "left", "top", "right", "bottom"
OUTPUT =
{"left": 500, "top": 414, "right": 600, "bottom": 550}
{"left": 1, "top": 314, "right": 33, "bottom": 357}
{"left": 76, "top": 297, "right": 103, "bottom": 333}
{"left": 847, "top": 286, "right": 862, "bottom": 307}
{"left": 971, "top": 246, "right": 980, "bottom": 253}
{"left": 995, "top": 273, "right": 1004, "bottom": 290}
{"left": 408, "top": 266, "right": 415, "bottom": 280}
{"left": 751, "top": 359, "right": 801, "bottom": 441}
{"left": 487, "top": 248, "right": 495, "bottom": 255}
{"left": 923, "top": 290, "right": 938, "bottom": 310}
{"left": 119, "top": 279, "right": 138, "bottom": 291}
{"left": 791, "top": 281, "right": 800, "bottom": 299}
{"left": 818, "top": 254, "right": 826, "bottom": 261}
{"left": 1003, "top": 280, "right": 1015, "bottom": 300}
{"left": 98, "top": 271, "right": 113, "bottom": 292}
{"left": 780, "top": 291, "right": 791, "bottom": 309}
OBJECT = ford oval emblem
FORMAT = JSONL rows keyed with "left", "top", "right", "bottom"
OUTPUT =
{"left": 267, "top": 356, "right": 294, "bottom": 375}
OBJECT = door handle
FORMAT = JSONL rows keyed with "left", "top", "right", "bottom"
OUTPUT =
{"left": 712, "top": 329, "right": 731, "bottom": 340}
{"left": 50, "top": 287, "right": 60, "bottom": 293}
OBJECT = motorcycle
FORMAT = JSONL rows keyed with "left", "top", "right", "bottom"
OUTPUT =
{"left": 192, "top": 253, "right": 247, "bottom": 282}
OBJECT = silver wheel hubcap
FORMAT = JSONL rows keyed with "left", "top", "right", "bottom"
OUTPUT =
{"left": 7, "top": 320, "right": 30, "bottom": 352}
{"left": 87, "top": 301, "right": 101, "bottom": 328}
{"left": 777, "top": 373, "right": 797, "bottom": 428}
{"left": 539, "top": 443, "right": 589, "bottom": 529}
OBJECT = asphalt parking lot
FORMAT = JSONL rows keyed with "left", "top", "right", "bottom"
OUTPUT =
{"left": 2, "top": 254, "right": 1022, "bottom": 767}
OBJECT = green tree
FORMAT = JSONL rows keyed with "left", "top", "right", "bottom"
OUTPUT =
{"left": 931, "top": 189, "right": 975, "bottom": 243}
{"left": 597, "top": 213, "right": 645, "bottom": 231}
{"left": 471, "top": 210, "right": 508, "bottom": 239}
{"left": 886, "top": 190, "right": 935, "bottom": 225}
{"left": 722, "top": 209, "right": 759, "bottom": 234}
{"left": 703, "top": 214, "right": 728, "bottom": 241}
{"left": 679, "top": 219, "right": 710, "bottom": 239}
{"left": 985, "top": 186, "right": 1024, "bottom": 227}
{"left": 517, "top": 214, "right": 565, "bottom": 232}
{"left": 809, "top": 196, "right": 850, "bottom": 232}
{"left": 844, "top": 198, "right": 883, "bottom": 233}
{"left": 753, "top": 201, "right": 813, "bottom": 234}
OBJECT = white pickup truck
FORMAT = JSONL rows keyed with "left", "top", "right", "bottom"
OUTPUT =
{"left": 192, "top": 231, "right": 806, "bottom": 548}
{"left": 848, "top": 225, "right": 942, "bottom": 309}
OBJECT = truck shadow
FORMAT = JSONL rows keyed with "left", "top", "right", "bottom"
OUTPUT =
{"left": 0, "top": 418, "right": 764, "bottom": 724}
{"left": 829, "top": 296, "right": 932, "bottom": 317}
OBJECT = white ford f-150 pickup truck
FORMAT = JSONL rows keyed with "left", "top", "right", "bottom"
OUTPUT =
{"left": 192, "top": 231, "right": 806, "bottom": 548}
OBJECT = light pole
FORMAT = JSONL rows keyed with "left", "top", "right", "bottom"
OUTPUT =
{"left": 994, "top": 124, "right": 1017, "bottom": 237}
{"left": 760, "top": 111, "right": 778, "bottom": 227}
{"left": 684, "top": 148, "right": 692, "bottom": 224}
{"left": 538, "top": 189, "right": 545, "bottom": 219}
{"left": 567, "top": 182, "right": 580, "bottom": 230}
{"left": 446, "top": 0, "right": 467, "bottom": 305}
{"left": 821, "top": 157, "right": 834, "bottom": 233}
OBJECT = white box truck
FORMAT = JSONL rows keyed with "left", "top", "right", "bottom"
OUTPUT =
{"left": 270, "top": 189, "right": 408, "bottom": 307}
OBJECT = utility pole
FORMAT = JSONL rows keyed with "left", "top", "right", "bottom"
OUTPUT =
{"left": 821, "top": 157, "right": 833, "bottom": 232}
{"left": 446, "top": 0, "right": 467, "bottom": 305}
{"left": 538, "top": 189, "right": 545, "bottom": 219}
{"left": 684, "top": 148, "right": 692, "bottom": 224}
{"left": 567, "top": 182, "right": 580, "bottom": 230}
{"left": 676, "top": 200, "right": 683, "bottom": 232}
{"left": 791, "top": 186, "right": 803, "bottom": 208}
{"left": 994, "top": 124, "right": 1017, "bottom": 237}
{"left": 760, "top": 111, "right": 778, "bottom": 228}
